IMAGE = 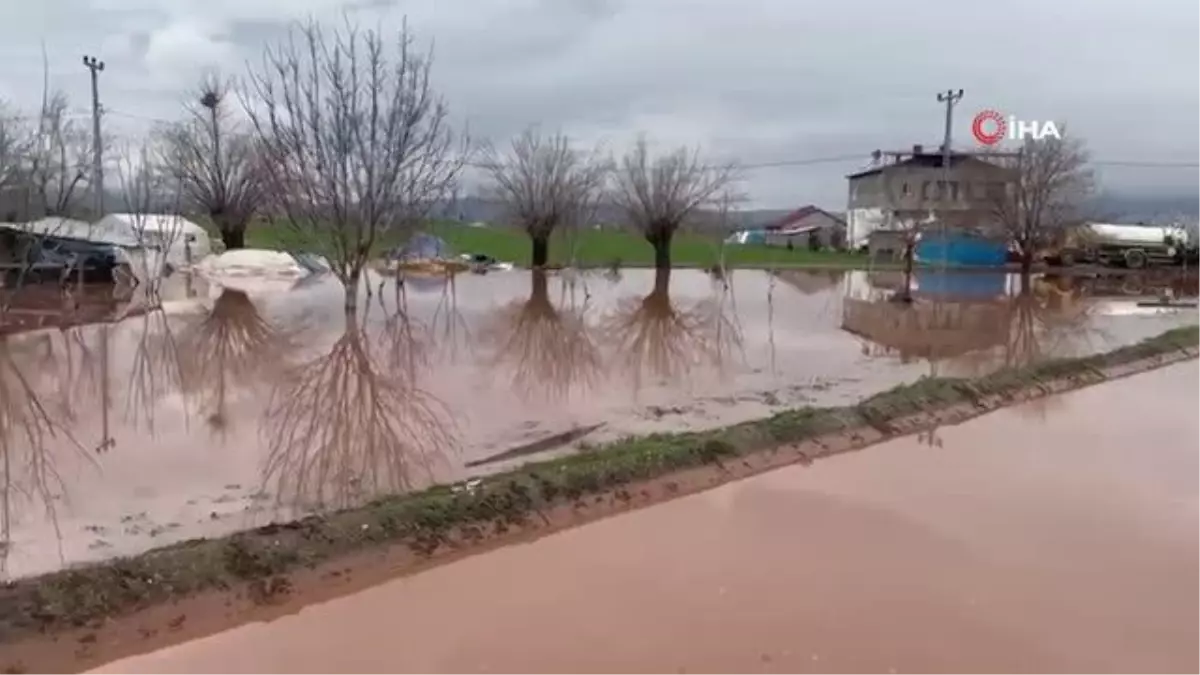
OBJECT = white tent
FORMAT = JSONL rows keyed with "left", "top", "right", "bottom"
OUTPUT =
{"left": 92, "top": 213, "right": 212, "bottom": 268}
{"left": 194, "top": 249, "right": 330, "bottom": 295}
{"left": 14, "top": 216, "right": 133, "bottom": 243}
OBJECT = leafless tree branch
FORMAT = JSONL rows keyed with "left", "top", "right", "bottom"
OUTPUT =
{"left": 480, "top": 128, "right": 609, "bottom": 268}
{"left": 22, "top": 92, "right": 104, "bottom": 219}
{"left": 982, "top": 131, "right": 1094, "bottom": 275}
{"left": 611, "top": 136, "right": 738, "bottom": 269}
{"left": 0, "top": 101, "right": 34, "bottom": 198}
{"left": 112, "top": 140, "right": 187, "bottom": 286}
{"left": 243, "top": 17, "right": 469, "bottom": 312}
{"left": 160, "top": 73, "right": 264, "bottom": 250}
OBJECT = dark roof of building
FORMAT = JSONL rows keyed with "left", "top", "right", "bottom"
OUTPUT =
{"left": 846, "top": 152, "right": 1001, "bottom": 180}
{"left": 766, "top": 205, "right": 847, "bottom": 230}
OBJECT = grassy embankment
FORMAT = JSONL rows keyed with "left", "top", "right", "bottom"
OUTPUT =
{"left": 237, "top": 220, "right": 874, "bottom": 269}
{"left": 1, "top": 324, "right": 1195, "bottom": 651}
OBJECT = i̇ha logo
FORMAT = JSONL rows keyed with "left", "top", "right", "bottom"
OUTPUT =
{"left": 971, "top": 109, "right": 1061, "bottom": 146}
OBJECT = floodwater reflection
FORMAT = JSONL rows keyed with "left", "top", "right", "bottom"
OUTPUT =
{"left": 385, "top": 274, "right": 473, "bottom": 364}
{"left": 0, "top": 268, "right": 1195, "bottom": 579}
{"left": 843, "top": 273, "right": 1109, "bottom": 376}
{"left": 483, "top": 270, "right": 603, "bottom": 401}
{"left": 260, "top": 306, "right": 456, "bottom": 512}
{"left": 125, "top": 311, "right": 184, "bottom": 437}
{"left": 0, "top": 334, "right": 90, "bottom": 576}
{"left": 600, "top": 268, "right": 744, "bottom": 391}
{"left": 175, "top": 288, "right": 295, "bottom": 435}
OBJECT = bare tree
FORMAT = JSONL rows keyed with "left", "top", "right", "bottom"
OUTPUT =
{"left": 0, "top": 101, "right": 35, "bottom": 223}
{"left": 705, "top": 189, "right": 747, "bottom": 281}
{"left": 611, "top": 137, "right": 737, "bottom": 270}
{"left": 244, "top": 18, "right": 468, "bottom": 313}
{"left": 111, "top": 139, "right": 190, "bottom": 285}
{"left": 985, "top": 132, "right": 1094, "bottom": 277}
{"left": 25, "top": 92, "right": 97, "bottom": 218}
{"left": 160, "top": 74, "right": 263, "bottom": 250}
{"left": 480, "top": 128, "right": 608, "bottom": 268}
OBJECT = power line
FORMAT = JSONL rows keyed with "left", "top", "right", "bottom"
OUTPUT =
{"left": 738, "top": 154, "right": 868, "bottom": 169}
{"left": 34, "top": 107, "right": 1200, "bottom": 171}
{"left": 1090, "top": 160, "right": 1199, "bottom": 168}
{"left": 105, "top": 109, "right": 171, "bottom": 124}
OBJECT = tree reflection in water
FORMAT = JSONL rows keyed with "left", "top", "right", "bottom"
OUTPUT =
{"left": 124, "top": 310, "right": 184, "bottom": 437}
{"left": 847, "top": 275, "right": 1098, "bottom": 374}
{"left": 847, "top": 274, "right": 1102, "bottom": 439}
{"left": 260, "top": 306, "right": 456, "bottom": 512}
{"left": 374, "top": 280, "right": 431, "bottom": 378}
{"left": 176, "top": 288, "right": 296, "bottom": 436}
{"left": 427, "top": 274, "right": 473, "bottom": 363}
{"left": 950, "top": 276, "right": 1099, "bottom": 376}
{"left": 483, "top": 270, "right": 603, "bottom": 401}
{"left": 0, "top": 336, "right": 90, "bottom": 578}
{"left": 600, "top": 268, "right": 744, "bottom": 391}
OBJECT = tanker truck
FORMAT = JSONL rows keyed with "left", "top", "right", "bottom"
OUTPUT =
{"left": 1049, "top": 222, "right": 1194, "bottom": 269}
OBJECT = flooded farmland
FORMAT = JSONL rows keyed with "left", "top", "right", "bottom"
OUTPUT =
{"left": 91, "top": 362, "right": 1200, "bottom": 674}
{"left": 1, "top": 267, "right": 1197, "bottom": 579}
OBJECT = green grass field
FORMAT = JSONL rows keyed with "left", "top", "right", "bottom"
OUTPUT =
{"left": 240, "top": 220, "right": 871, "bottom": 269}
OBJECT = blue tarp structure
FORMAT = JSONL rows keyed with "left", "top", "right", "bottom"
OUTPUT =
{"left": 390, "top": 232, "right": 452, "bottom": 261}
{"left": 914, "top": 232, "right": 1008, "bottom": 267}
{"left": 725, "top": 229, "right": 767, "bottom": 245}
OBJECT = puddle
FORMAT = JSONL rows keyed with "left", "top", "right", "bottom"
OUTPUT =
{"left": 91, "top": 363, "right": 1200, "bottom": 673}
{"left": 1, "top": 267, "right": 1196, "bottom": 579}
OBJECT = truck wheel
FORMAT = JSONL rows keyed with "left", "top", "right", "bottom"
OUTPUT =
{"left": 1124, "top": 249, "right": 1148, "bottom": 269}
{"left": 1059, "top": 250, "right": 1075, "bottom": 267}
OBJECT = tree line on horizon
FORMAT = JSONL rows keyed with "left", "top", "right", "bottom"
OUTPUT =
{"left": 0, "top": 14, "right": 1096, "bottom": 308}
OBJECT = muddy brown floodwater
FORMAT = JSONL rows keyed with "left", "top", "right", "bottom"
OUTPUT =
{"left": 1, "top": 267, "right": 1196, "bottom": 579}
{"left": 91, "top": 362, "right": 1199, "bottom": 674}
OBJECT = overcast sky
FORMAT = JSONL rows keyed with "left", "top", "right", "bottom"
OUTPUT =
{"left": 2, "top": 0, "right": 1197, "bottom": 208}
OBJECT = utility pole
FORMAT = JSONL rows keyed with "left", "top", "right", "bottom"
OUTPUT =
{"left": 935, "top": 88, "right": 964, "bottom": 271}
{"left": 936, "top": 88, "right": 964, "bottom": 198}
{"left": 83, "top": 54, "right": 114, "bottom": 454}
{"left": 83, "top": 55, "right": 105, "bottom": 219}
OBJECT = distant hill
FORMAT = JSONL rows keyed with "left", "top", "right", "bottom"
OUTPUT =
{"left": 90, "top": 186, "right": 1195, "bottom": 236}
{"left": 1087, "top": 191, "right": 1199, "bottom": 224}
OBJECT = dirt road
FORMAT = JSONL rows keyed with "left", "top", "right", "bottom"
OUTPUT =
{"left": 92, "top": 362, "right": 1199, "bottom": 674}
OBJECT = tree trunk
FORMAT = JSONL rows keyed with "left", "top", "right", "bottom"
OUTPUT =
{"left": 343, "top": 268, "right": 361, "bottom": 313}
{"left": 1017, "top": 268, "right": 1034, "bottom": 296}
{"left": 1019, "top": 244, "right": 1035, "bottom": 277}
{"left": 899, "top": 237, "right": 915, "bottom": 301}
{"left": 531, "top": 236, "right": 550, "bottom": 268}
{"left": 648, "top": 230, "right": 673, "bottom": 271}
{"left": 221, "top": 226, "right": 246, "bottom": 250}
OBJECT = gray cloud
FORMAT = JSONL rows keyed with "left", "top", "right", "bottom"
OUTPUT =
{"left": 2, "top": 0, "right": 1196, "bottom": 207}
